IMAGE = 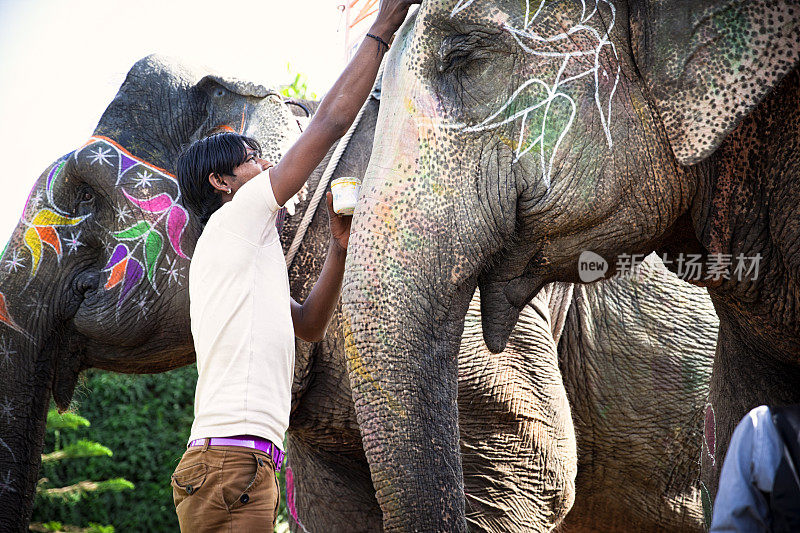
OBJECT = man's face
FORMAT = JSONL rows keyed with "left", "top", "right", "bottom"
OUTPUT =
{"left": 228, "top": 146, "right": 272, "bottom": 193}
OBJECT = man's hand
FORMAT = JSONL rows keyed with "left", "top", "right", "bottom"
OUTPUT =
{"left": 290, "top": 192, "right": 352, "bottom": 342}
{"left": 371, "top": 0, "right": 421, "bottom": 41}
{"left": 326, "top": 191, "right": 352, "bottom": 253}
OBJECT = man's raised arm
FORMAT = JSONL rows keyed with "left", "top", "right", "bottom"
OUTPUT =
{"left": 268, "top": 0, "right": 420, "bottom": 207}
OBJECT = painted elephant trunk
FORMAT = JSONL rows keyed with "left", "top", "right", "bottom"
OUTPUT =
{"left": 0, "top": 159, "right": 97, "bottom": 530}
{"left": 343, "top": 248, "right": 476, "bottom": 530}
{"left": 0, "top": 331, "right": 56, "bottom": 532}
{"left": 341, "top": 30, "right": 519, "bottom": 526}
{"left": 0, "top": 261, "right": 80, "bottom": 530}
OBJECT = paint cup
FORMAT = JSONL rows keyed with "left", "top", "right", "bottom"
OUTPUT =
{"left": 330, "top": 177, "right": 361, "bottom": 215}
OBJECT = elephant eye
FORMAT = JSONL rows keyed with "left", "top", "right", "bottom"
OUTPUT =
{"left": 82, "top": 191, "right": 93, "bottom": 202}
{"left": 437, "top": 32, "right": 499, "bottom": 74}
{"left": 214, "top": 88, "right": 227, "bottom": 98}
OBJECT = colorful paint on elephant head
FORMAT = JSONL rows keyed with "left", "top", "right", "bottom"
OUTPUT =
{"left": 448, "top": 0, "right": 619, "bottom": 187}
{"left": 20, "top": 155, "right": 87, "bottom": 279}
{"left": 7, "top": 136, "right": 191, "bottom": 308}
{"left": 74, "top": 137, "right": 191, "bottom": 305}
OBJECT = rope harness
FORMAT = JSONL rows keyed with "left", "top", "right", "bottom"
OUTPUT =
{"left": 284, "top": 65, "right": 383, "bottom": 268}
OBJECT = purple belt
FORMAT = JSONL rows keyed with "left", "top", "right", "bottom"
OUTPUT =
{"left": 188, "top": 436, "right": 285, "bottom": 472}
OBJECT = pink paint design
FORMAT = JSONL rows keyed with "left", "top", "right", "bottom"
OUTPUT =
{"left": 120, "top": 190, "right": 189, "bottom": 259}
{"left": 122, "top": 190, "right": 173, "bottom": 213}
{"left": 704, "top": 402, "right": 716, "bottom": 467}
{"left": 285, "top": 466, "right": 306, "bottom": 530}
{"left": 167, "top": 207, "right": 189, "bottom": 259}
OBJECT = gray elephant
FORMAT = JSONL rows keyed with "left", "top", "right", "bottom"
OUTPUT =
{"left": 342, "top": 0, "right": 799, "bottom": 530}
{"left": 0, "top": 55, "right": 714, "bottom": 532}
{"left": 0, "top": 54, "right": 306, "bottom": 531}
{"left": 281, "top": 77, "right": 716, "bottom": 530}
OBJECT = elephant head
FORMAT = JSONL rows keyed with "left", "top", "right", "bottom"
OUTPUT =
{"left": 0, "top": 54, "right": 305, "bottom": 531}
{"left": 342, "top": 1, "right": 798, "bottom": 529}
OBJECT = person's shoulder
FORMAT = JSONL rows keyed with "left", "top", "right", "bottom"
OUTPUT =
{"left": 236, "top": 169, "right": 280, "bottom": 213}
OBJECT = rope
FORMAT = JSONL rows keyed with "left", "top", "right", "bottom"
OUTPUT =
{"left": 285, "top": 64, "right": 383, "bottom": 268}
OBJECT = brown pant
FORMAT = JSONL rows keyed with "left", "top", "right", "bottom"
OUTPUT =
{"left": 171, "top": 441, "right": 280, "bottom": 532}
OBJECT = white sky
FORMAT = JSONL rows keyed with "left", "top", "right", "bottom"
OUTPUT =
{"left": 0, "top": 0, "right": 354, "bottom": 245}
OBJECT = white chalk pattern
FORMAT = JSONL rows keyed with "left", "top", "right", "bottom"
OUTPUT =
{"left": 4, "top": 251, "right": 25, "bottom": 273}
{"left": 159, "top": 256, "right": 185, "bottom": 287}
{"left": 64, "top": 231, "right": 84, "bottom": 254}
{"left": 0, "top": 336, "right": 15, "bottom": 367}
{"left": 0, "top": 397, "right": 12, "bottom": 423}
{"left": 0, "top": 470, "right": 15, "bottom": 496}
{"left": 451, "top": 0, "right": 619, "bottom": 187}
{"left": 133, "top": 170, "right": 158, "bottom": 188}
{"left": 88, "top": 146, "right": 114, "bottom": 166}
{"left": 114, "top": 205, "right": 132, "bottom": 224}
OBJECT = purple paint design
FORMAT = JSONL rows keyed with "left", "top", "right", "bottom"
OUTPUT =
{"left": 104, "top": 244, "right": 129, "bottom": 270}
{"left": 119, "top": 153, "right": 138, "bottom": 176}
{"left": 46, "top": 163, "right": 60, "bottom": 193}
{"left": 120, "top": 259, "right": 144, "bottom": 303}
{"left": 122, "top": 190, "right": 173, "bottom": 213}
{"left": 704, "top": 402, "right": 716, "bottom": 466}
{"left": 46, "top": 153, "right": 73, "bottom": 194}
{"left": 167, "top": 207, "right": 189, "bottom": 258}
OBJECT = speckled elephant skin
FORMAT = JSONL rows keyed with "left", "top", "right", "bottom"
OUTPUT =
{"left": 342, "top": 1, "right": 799, "bottom": 530}
{"left": 0, "top": 55, "right": 715, "bottom": 532}
{"left": 286, "top": 98, "right": 717, "bottom": 531}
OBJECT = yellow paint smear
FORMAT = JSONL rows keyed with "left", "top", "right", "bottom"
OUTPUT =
{"left": 343, "top": 317, "right": 407, "bottom": 418}
{"left": 24, "top": 227, "right": 42, "bottom": 275}
{"left": 32, "top": 209, "right": 84, "bottom": 227}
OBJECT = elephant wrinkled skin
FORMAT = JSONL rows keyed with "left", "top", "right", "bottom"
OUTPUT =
{"left": 343, "top": 1, "right": 799, "bottom": 530}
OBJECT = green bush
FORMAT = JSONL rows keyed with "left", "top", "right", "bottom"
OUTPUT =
{"left": 32, "top": 408, "right": 133, "bottom": 532}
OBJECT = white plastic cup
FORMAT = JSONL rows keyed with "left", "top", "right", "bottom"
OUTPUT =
{"left": 331, "top": 177, "right": 361, "bottom": 215}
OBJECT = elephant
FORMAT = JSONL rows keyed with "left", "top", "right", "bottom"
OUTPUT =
{"left": 0, "top": 54, "right": 307, "bottom": 530}
{"left": 0, "top": 54, "right": 716, "bottom": 532}
{"left": 341, "top": 0, "right": 799, "bottom": 530}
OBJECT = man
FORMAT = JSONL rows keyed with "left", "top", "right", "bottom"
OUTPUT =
{"left": 171, "top": 1, "right": 420, "bottom": 530}
{"left": 710, "top": 405, "right": 800, "bottom": 532}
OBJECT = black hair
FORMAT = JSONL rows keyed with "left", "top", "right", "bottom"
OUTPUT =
{"left": 176, "top": 132, "right": 262, "bottom": 225}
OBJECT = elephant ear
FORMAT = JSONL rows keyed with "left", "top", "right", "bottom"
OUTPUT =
{"left": 633, "top": 0, "right": 800, "bottom": 165}
{"left": 195, "top": 74, "right": 278, "bottom": 98}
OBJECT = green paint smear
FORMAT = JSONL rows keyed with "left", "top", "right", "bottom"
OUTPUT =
{"left": 114, "top": 221, "right": 151, "bottom": 240}
{"left": 682, "top": 355, "right": 711, "bottom": 396}
{"left": 700, "top": 481, "right": 713, "bottom": 528}
{"left": 144, "top": 231, "right": 163, "bottom": 282}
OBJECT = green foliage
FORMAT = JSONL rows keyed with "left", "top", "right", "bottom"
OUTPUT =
{"left": 42, "top": 440, "right": 112, "bottom": 464}
{"left": 46, "top": 411, "right": 90, "bottom": 431}
{"left": 279, "top": 63, "right": 318, "bottom": 100}
{"left": 34, "top": 408, "right": 132, "bottom": 531}
{"left": 29, "top": 521, "right": 114, "bottom": 533}
{"left": 30, "top": 366, "right": 289, "bottom": 531}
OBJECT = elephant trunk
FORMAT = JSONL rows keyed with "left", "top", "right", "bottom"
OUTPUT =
{"left": 343, "top": 221, "right": 478, "bottom": 530}
{"left": 0, "top": 336, "right": 56, "bottom": 532}
{"left": 0, "top": 201, "right": 87, "bottom": 530}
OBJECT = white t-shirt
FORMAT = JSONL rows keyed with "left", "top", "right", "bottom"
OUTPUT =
{"left": 187, "top": 169, "right": 294, "bottom": 449}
